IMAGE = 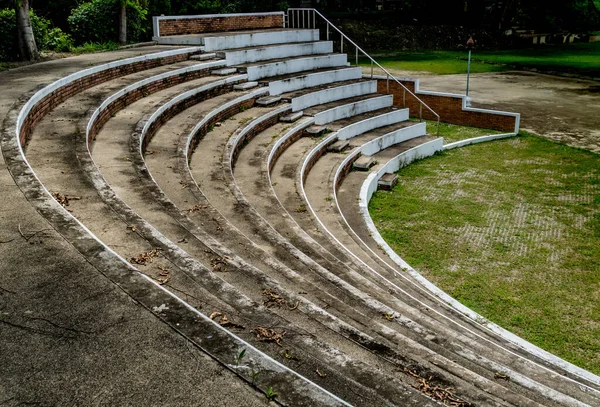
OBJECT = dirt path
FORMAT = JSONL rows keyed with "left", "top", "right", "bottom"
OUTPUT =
{"left": 384, "top": 69, "right": 600, "bottom": 153}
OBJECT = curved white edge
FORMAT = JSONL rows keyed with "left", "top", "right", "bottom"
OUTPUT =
{"left": 358, "top": 136, "right": 600, "bottom": 389}
{"left": 337, "top": 109, "right": 409, "bottom": 141}
{"left": 262, "top": 105, "right": 600, "bottom": 402}
{"left": 184, "top": 87, "right": 269, "bottom": 156}
{"left": 314, "top": 95, "right": 393, "bottom": 126}
{"left": 12, "top": 52, "right": 351, "bottom": 406}
{"left": 229, "top": 105, "right": 292, "bottom": 159}
{"left": 443, "top": 133, "right": 516, "bottom": 150}
{"left": 86, "top": 60, "right": 228, "bottom": 137}
{"left": 267, "top": 118, "right": 316, "bottom": 168}
{"left": 292, "top": 81, "right": 377, "bottom": 112}
{"left": 269, "top": 67, "right": 362, "bottom": 96}
{"left": 364, "top": 74, "right": 521, "bottom": 134}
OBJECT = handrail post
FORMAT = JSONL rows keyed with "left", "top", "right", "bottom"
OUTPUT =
{"left": 341, "top": 37, "right": 343, "bottom": 54}
{"left": 370, "top": 60, "right": 373, "bottom": 78}
{"left": 386, "top": 74, "right": 390, "bottom": 93}
{"left": 419, "top": 103, "right": 423, "bottom": 121}
{"left": 313, "top": 10, "right": 316, "bottom": 29}
{"left": 355, "top": 47, "right": 358, "bottom": 66}
{"left": 302, "top": 9, "right": 304, "bottom": 28}
{"left": 326, "top": 23, "right": 329, "bottom": 41}
{"left": 403, "top": 88, "right": 406, "bottom": 108}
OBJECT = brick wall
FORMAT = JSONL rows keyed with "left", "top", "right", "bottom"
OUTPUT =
{"left": 20, "top": 52, "right": 195, "bottom": 149}
{"left": 378, "top": 80, "right": 517, "bottom": 133}
{"left": 156, "top": 13, "right": 284, "bottom": 36}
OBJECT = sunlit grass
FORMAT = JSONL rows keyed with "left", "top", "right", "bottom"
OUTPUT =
{"left": 370, "top": 132, "right": 600, "bottom": 374}
{"left": 362, "top": 43, "right": 600, "bottom": 76}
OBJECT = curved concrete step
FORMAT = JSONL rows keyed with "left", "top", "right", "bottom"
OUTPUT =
{"left": 268, "top": 67, "right": 363, "bottom": 96}
{"left": 78, "top": 70, "right": 457, "bottom": 405}
{"left": 244, "top": 54, "right": 349, "bottom": 81}
{"left": 1, "top": 53, "right": 357, "bottom": 407}
{"left": 202, "top": 29, "right": 320, "bottom": 51}
{"left": 216, "top": 99, "right": 596, "bottom": 407}
{"left": 221, "top": 41, "right": 333, "bottom": 65}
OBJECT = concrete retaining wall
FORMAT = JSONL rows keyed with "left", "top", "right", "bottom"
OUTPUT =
{"left": 246, "top": 54, "right": 347, "bottom": 81}
{"left": 337, "top": 109, "right": 409, "bottom": 140}
{"left": 203, "top": 29, "right": 319, "bottom": 52}
{"left": 269, "top": 67, "right": 362, "bottom": 96}
{"left": 292, "top": 81, "right": 377, "bottom": 112}
{"left": 314, "top": 95, "right": 392, "bottom": 125}
{"left": 223, "top": 41, "right": 333, "bottom": 66}
{"left": 153, "top": 12, "right": 284, "bottom": 37}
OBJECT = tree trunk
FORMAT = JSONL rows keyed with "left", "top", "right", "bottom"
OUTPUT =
{"left": 15, "top": 0, "right": 39, "bottom": 61}
{"left": 119, "top": 1, "right": 127, "bottom": 45}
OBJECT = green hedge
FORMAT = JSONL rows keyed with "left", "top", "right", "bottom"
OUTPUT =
{"left": 68, "top": 0, "right": 146, "bottom": 45}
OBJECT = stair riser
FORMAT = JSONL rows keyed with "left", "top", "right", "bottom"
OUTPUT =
{"left": 361, "top": 123, "right": 427, "bottom": 156}
{"left": 314, "top": 95, "right": 393, "bottom": 124}
{"left": 269, "top": 67, "right": 363, "bottom": 96}
{"left": 337, "top": 109, "right": 410, "bottom": 141}
{"left": 247, "top": 54, "right": 348, "bottom": 81}
{"left": 292, "top": 81, "right": 378, "bottom": 112}
{"left": 223, "top": 41, "right": 333, "bottom": 66}
{"left": 203, "top": 29, "right": 320, "bottom": 51}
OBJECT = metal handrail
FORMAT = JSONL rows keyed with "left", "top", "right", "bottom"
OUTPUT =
{"left": 287, "top": 8, "right": 440, "bottom": 135}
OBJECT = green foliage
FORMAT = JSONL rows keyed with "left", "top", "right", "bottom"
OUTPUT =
{"left": 0, "top": 8, "right": 72, "bottom": 61}
{"left": 41, "top": 27, "right": 74, "bottom": 52}
{"left": 68, "top": 0, "right": 147, "bottom": 45}
{"left": 70, "top": 41, "right": 120, "bottom": 54}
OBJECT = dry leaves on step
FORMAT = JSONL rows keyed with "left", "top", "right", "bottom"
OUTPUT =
{"left": 252, "top": 327, "right": 285, "bottom": 346}
{"left": 209, "top": 311, "right": 245, "bottom": 329}
{"left": 130, "top": 248, "right": 160, "bottom": 265}
{"left": 263, "top": 289, "right": 286, "bottom": 308}
{"left": 211, "top": 257, "right": 228, "bottom": 272}
{"left": 404, "top": 368, "right": 473, "bottom": 407}
{"left": 156, "top": 266, "right": 170, "bottom": 285}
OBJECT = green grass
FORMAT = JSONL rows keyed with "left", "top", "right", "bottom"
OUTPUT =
{"left": 419, "top": 119, "right": 502, "bottom": 143}
{"left": 70, "top": 41, "right": 120, "bottom": 55}
{"left": 363, "top": 43, "right": 600, "bottom": 76}
{"left": 369, "top": 132, "right": 600, "bottom": 374}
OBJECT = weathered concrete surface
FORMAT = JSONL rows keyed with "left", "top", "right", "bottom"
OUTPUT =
{"left": 0, "top": 49, "right": 265, "bottom": 406}
{"left": 381, "top": 68, "right": 600, "bottom": 153}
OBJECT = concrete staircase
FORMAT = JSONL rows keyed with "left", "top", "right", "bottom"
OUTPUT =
{"left": 2, "top": 20, "right": 599, "bottom": 407}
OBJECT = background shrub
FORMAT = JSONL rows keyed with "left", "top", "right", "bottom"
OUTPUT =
{"left": 0, "top": 8, "right": 71, "bottom": 61}
{"left": 68, "top": 0, "right": 147, "bottom": 45}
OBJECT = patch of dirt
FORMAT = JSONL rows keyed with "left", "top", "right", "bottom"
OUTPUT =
{"left": 383, "top": 68, "right": 600, "bottom": 153}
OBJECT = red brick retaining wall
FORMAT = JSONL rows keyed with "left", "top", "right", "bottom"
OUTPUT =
{"left": 377, "top": 80, "right": 518, "bottom": 133}
{"left": 155, "top": 13, "right": 284, "bottom": 36}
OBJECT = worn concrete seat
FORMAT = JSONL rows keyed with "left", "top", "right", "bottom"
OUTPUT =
{"left": 4, "top": 10, "right": 600, "bottom": 407}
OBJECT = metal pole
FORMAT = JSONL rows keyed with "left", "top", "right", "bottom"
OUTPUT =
{"left": 327, "top": 24, "right": 329, "bottom": 40}
{"left": 466, "top": 49, "right": 472, "bottom": 97}
{"left": 419, "top": 103, "right": 423, "bottom": 121}
{"left": 370, "top": 60, "right": 373, "bottom": 78}
{"left": 403, "top": 88, "right": 406, "bottom": 107}
{"left": 313, "top": 10, "right": 315, "bottom": 29}
{"left": 386, "top": 74, "right": 389, "bottom": 93}
{"left": 356, "top": 48, "right": 358, "bottom": 66}
{"left": 341, "top": 37, "right": 343, "bottom": 54}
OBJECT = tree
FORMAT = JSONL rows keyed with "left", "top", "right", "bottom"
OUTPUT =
{"left": 119, "top": 0, "right": 126, "bottom": 44}
{"left": 15, "top": 0, "right": 38, "bottom": 60}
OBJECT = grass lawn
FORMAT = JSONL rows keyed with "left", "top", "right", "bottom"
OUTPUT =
{"left": 363, "top": 42, "right": 600, "bottom": 76}
{"left": 369, "top": 132, "right": 600, "bottom": 374}
{"left": 418, "top": 119, "right": 503, "bottom": 143}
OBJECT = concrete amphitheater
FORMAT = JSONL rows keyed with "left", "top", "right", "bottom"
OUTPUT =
{"left": 1, "top": 9, "right": 599, "bottom": 407}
